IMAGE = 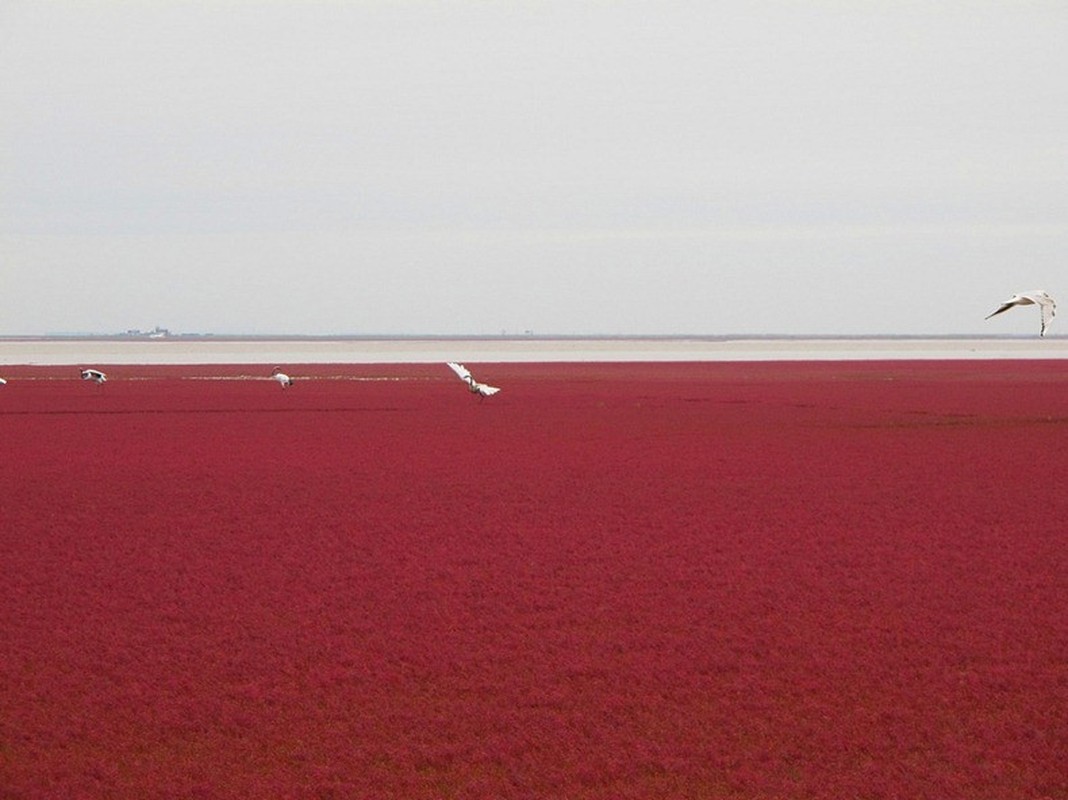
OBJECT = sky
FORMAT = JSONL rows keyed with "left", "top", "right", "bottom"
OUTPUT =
{"left": 2, "top": 1, "right": 1066, "bottom": 337}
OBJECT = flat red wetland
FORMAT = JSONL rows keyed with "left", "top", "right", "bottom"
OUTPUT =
{"left": 2, "top": 361, "right": 1066, "bottom": 798}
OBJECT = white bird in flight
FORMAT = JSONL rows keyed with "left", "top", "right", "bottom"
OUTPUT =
{"left": 81, "top": 369, "right": 107, "bottom": 384}
{"left": 272, "top": 368, "right": 294, "bottom": 388}
{"left": 0, "top": 377, "right": 7, "bottom": 386}
{"left": 447, "top": 362, "right": 500, "bottom": 398}
{"left": 985, "top": 290, "right": 1056, "bottom": 337}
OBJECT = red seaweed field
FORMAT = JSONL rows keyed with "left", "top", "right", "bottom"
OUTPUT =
{"left": 1, "top": 360, "right": 1066, "bottom": 799}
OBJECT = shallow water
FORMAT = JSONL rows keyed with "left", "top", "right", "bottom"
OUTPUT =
{"left": 0, "top": 336, "right": 1065, "bottom": 365}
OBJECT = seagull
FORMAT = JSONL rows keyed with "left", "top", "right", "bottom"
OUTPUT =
{"left": 447, "top": 362, "right": 500, "bottom": 398}
{"left": 985, "top": 290, "right": 1056, "bottom": 336}
{"left": 271, "top": 368, "right": 294, "bottom": 388}
{"left": 81, "top": 369, "right": 107, "bottom": 384}
{"left": 0, "top": 377, "right": 7, "bottom": 386}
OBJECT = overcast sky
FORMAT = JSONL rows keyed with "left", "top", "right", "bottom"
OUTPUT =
{"left": 2, "top": 1, "right": 1066, "bottom": 336}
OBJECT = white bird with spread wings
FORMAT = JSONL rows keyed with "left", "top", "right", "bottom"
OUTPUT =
{"left": 447, "top": 362, "right": 500, "bottom": 398}
{"left": 81, "top": 369, "right": 107, "bottom": 385}
{"left": 985, "top": 290, "right": 1056, "bottom": 337}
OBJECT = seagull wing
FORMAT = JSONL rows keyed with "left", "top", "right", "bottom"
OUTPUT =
{"left": 985, "top": 302, "right": 1015, "bottom": 320}
{"left": 447, "top": 362, "right": 472, "bottom": 382}
{"left": 1015, "top": 291, "right": 1055, "bottom": 336}
{"left": 1036, "top": 293, "right": 1055, "bottom": 336}
{"left": 476, "top": 383, "right": 500, "bottom": 396}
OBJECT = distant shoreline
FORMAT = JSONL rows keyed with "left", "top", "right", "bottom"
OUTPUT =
{"left": 1, "top": 336, "right": 1065, "bottom": 365}
{"left": 1, "top": 333, "right": 1058, "bottom": 342}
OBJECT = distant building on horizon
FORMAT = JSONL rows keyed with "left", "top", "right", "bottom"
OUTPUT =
{"left": 121, "top": 326, "right": 171, "bottom": 338}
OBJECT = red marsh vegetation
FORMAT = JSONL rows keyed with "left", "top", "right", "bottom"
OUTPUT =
{"left": 1, "top": 361, "right": 1066, "bottom": 798}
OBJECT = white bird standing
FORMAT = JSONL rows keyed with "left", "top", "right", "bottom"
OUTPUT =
{"left": 81, "top": 369, "right": 107, "bottom": 384}
{"left": 447, "top": 362, "right": 500, "bottom": 398}
{"left": 272, "top": 368, "right": 294, "bottom": 388}
{"left": 985, "top": 290, "right": 1056, "bottom": 337}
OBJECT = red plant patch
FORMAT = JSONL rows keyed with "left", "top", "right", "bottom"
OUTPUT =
{"left": 1, "top": 361, "right": 1066, "bottom": 798}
